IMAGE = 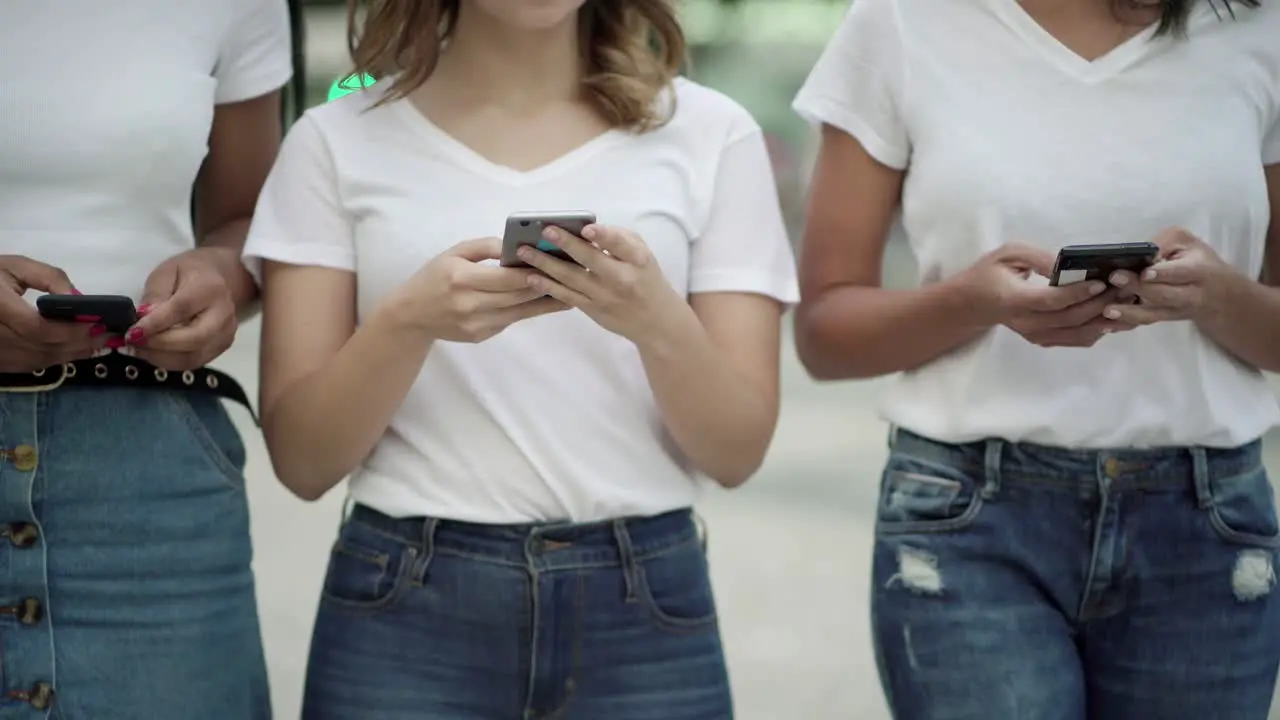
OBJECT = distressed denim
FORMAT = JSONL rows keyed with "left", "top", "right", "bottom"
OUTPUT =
{"left": 872, "top": 428, "right": 1280, "bottom": 720}
{"left": 303, "top": 505, "right": 733, "bottom": 720}
{"left": 0, "top": 387, "right": 270, "bottom": 719}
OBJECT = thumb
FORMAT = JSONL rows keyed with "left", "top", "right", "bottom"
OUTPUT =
{"left": 138, "top": 261, "right": 181, "bottom": 316}
{"left": 445, "top": 237, "right": 503, "bottom": 262}
{"left": 1, "top": 256, "right": 76, "bottom": 294}
{"left": 998, "top": 244, "right": 1057, "bottom": 278}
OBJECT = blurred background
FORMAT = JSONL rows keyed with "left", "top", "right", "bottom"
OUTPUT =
{"left": 232, "top": 2, "right": 1280, "bottom": 718}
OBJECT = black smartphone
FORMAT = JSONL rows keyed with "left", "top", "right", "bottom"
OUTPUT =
{"left": 36, "top": 294, "right": 138, "bottom": 333}
{"left": 500, "top": 210, "right": 596, "bottom": 268}
{"left": 1049, "top": 242, "right": 1159, "bottom": 287}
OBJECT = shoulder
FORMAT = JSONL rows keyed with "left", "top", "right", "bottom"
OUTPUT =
{"left": 662, "top": 77, "right": 762, "bottom": 146}
{"left": 297, "top": 82, "right": 394, "bottom": 141}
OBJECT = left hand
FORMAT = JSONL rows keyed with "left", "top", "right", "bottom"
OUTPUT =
{"left": 1102, "top": 228, "right": 1236, "bottom": 326}
{"left": 124, "top": 249, "right": 238, "bottom": 370}
{"left": 516, "top": 224, "right": 686, "bottom": 345}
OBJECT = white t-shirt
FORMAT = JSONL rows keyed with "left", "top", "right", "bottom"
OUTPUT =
{"left": 243, "top": 78, "right": 799, "bottom": 523}
{"left": 795, "top": 0, "right": 1280, "bottom": 449}
{"left": 0, "top": 1, "right": 293, "bottom": 300}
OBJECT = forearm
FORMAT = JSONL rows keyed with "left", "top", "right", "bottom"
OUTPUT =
{"left": 1198, "top": 273, "right": 1280, "bottom": 373}
{"left": 197, "top": 217, "right": 259, "bottom": 319}
{"left": 263, "top": 305, "right": 433, "bottom": 500}
{"left": 796, "top": 277, "right": 989, "bottom": 380}
{"left": 639, "top": 304, "right": 779, "bottom": 488}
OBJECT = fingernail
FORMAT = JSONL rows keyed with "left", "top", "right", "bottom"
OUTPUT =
{"left": 517, "top": 247, "right": 532, "bottom": 259}
{"left": 126, "top": 328, "right": 145, "bottom": 345}
{"left": 582, "top": 225, "right": 597, "bottom": 239}
{"left": 89, "top": 324, "right": 106, "bottom": 337}
{"left": 1089, "top": 282, "right": 1106, "bottom": 295}
{"left": 1142, "top": 269, "right": 1156, "bottom": 280}
{"left": 70, "top": 288, "right": 82, "bottom": 296}
{"left": 1104, "top": 307, "right": 1121, "bottom": 320}
{"left": 1109, "top": 273, "right": 1128, "bottom": 286}
{"left": 542, "top": 227, "right": 557, "bottom": 240}
{"left": 137, "top": 303, "right": 152, "bottom": 315}
{"left": 105, "top": 337, "right": 125, "bottom": 349}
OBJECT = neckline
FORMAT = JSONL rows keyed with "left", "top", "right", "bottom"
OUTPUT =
{"left": 992, "top": 0, "right": 1166, "bottom": 83}
{"left": 390, "top": 99, "right": 628, "bottom": 186}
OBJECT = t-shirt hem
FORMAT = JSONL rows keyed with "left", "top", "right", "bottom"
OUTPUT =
{"left": 216, "top": 66, "right": 294, "bottom": 105}
{"left": 688, "top": 271, "right": 800, "bottom": 305}
{"left": 792, "top": 96, "right": 909, "bottom": 170}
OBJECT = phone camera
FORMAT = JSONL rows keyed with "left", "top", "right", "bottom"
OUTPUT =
{"left": 519, "top": 220, "right": 531, "bottom": 227}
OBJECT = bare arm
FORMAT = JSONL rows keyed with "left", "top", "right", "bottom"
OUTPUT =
{"left": 639, "top": 293, "right": 784, "bottom": 488}
{"left": 795, "top": 125, "right": 988, "bottom": 380}
{"left": 193, "top": 91, "right": 283, "bottom": 316}
{"left": 1193, "top": 164, "right": 1280, "bottom": 372}
{"left": 258, "top": 263, "right": 433, "bottom": 500}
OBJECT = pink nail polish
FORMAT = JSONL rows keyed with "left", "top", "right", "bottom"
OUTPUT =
{"left": 105, "top": 337, "right": 125, "bottom": 349}
{"left": 126, "top": 328, "right": 145, "bottom": 346}
{"left": 89, "top": 324, "right": 106, "bottom": 337}
{"left": 70, "top": 289, "right": 82, "bottom": 296}
{"left": 137, "top": 303, "right": 152, "bottom": 316}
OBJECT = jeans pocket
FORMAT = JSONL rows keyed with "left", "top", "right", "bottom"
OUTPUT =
{"left": 1207, "top": 466, "right": 1280, "bottom": 548}
{"left": 876, "top": 453, "right": 983, "bottom": 535}
{"left": 320, "top": 520, "right": 416, "bottom": 611}
{"left": 161, "top": 392, "right": 246, "bottom": 490}
{"left": 636, "top": 537, "right": 720, "bottom": 635}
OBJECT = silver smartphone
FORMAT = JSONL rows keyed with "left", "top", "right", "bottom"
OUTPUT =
{"left": 500, "top": 211, "right": 596, "bottom": 268}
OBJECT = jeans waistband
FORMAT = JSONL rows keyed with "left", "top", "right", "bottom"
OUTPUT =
{"left": 347, "top": 504, "right": 699, "bottom": 571}
{"left": 890, "top": 428, "right": 1264, "bottom": 493}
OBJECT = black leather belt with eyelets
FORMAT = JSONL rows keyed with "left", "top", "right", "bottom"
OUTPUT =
{"left": 0, "top": 353, "right": 256, "bottom": 424}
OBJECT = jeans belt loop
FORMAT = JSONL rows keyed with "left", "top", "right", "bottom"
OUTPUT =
{"left": 1190, "top": 447, "right": 1213, "bottom": 509}
{"left": 611, "top": 519, "right": 641, "bottom": 603}
{"left": 982, "top": 438, "right": 1004, "bottom": 500}
{"left": 410, "top": 517, "right": 439, "bottom": 584}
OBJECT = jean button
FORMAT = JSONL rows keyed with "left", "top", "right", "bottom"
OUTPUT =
{"left": 1103, "top": 457, "right": 1122, "bottom": 479}
{"left": 18, "top": 597, "right": 41, "bottom": 626}
{"left": 28, "top": 682, "right": 53, "bottom": 710}
{"left": 8, "top": 445, "right": 35, "bottom": 472}
{"left": 7, "top": 523, "right": 37, "bottom": 548}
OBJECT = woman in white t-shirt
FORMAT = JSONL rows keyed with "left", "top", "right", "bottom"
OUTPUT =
{"left": 243, "top": 0, "right": 797, "bottom": 717}
{"left": 794, "top": 0, "right": 1280, "bottom": 717}
{"left": 0, "top": 1, "right": 291, "bottom": 717}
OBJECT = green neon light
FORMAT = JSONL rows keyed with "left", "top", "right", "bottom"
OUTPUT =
{"left": 328, "top": 73, "right": 377, "bottom": 101}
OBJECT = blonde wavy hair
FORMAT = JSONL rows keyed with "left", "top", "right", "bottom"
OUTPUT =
{"left": 345, "top": 0, "right": 687, "bottom": 131}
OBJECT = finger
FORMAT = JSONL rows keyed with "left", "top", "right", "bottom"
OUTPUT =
{"left": 1137, "top": 257, "right": 1199, "bottom": 285}
{"left": 468, "top": 288, "right": 547, "bottom": 310}
{"left": 0, "top": 296, "right": 93, "bottom": 347}
{"left": 541, "top": 226, "right": 610, "bottom": 273}
{"left": 492, "top": 296, "right": 571, "bottom": 326}
{"left": 1044, "top": 293, "right": 1114, "bottom": 329}
{"left": 457, "top": 265, "right": 538, "bottom": 293}
{"left": 130, "top": 277, "right": 216, "bottom": 340}
{"left": 1, "top": 257, "right": 76, "bottom": 294}
{"left": 581, "top": 224, "right": 648, "bottom": 267}
{"left": 139, "top": 305, "right": 234, "bottom": 354}
{"left": 519, "top": 248, "right": 598, "bottom": 294}
{"left": 527, "top": 275, "right": 591, "bottom": 307}
{"left": 1128, "top": 281, "right": 1191, "bottom": 308}
{"left": 1108, "top": 270, "right": 1139, "bottom": 289}
{"left": 1019, "top": 280, "right": 1108, "bottom": 312}
{"left": 445, "top": 237, "right": 503, "bottom": 262}
{"left": 997, "top": 244, "right": 1059, "bottom": 277}
{"left": 1152, "top": 228, "right": 1199, "bottom": 258}
{"left": 138, "top": 260, "right": 181, "bottom": 316}
{"left": 1102, "top": 302, "right": 1174, "bottom": 325}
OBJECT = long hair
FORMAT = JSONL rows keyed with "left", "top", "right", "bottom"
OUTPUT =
{"left": 1136, "top": 0, "right": 1261, "bottom": 35}
{"left": 344, "top": 0, "right": 686, "bottom": 132}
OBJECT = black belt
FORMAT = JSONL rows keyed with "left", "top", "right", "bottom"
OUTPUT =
{"left": 0, "top": 353, "right": 257, "bottom": 424}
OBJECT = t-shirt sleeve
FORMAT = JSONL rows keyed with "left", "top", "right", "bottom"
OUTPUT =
{"left": 215, "top": 0, "right": 293, "bottom": 104}
{"left": 688, "top": 121, "right": 799, "bottom": 304}
{"left": 242, "top": 114, "right": 355, "bottom": 284}
{"left": 1265, "top": 120, "right": 1280, "bottom": 166}
{"left": 792, "top": 0, "right": 910, "bottom": 169}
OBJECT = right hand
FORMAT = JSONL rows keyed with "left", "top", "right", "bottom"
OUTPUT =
{"left": 386, "top": 238, "right": 568, "bottom": 343}
{"left": 0, "top": 256, "right": 104, "bottom": 373}
{"left": 957, "top": 244, "right": 1133, "bottom": 348}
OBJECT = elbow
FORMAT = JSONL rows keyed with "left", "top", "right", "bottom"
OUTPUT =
{"left": 703, "top": 427, "right": 774, "bottom": 490}
{"left": 262, "top": 419, "right": 343, "bottom": 503}
{"left": 795, "top": 307, "right": 855, "bottom": 381}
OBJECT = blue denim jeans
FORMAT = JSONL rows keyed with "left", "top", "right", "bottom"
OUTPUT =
{"left": 303, "top": 505, "right": 733, "bottom": 720}
{"left": 872, "top": 428, "right": 1280, "bottom": 720}
{"left": 0, "top": 387, "right": 270, "bottom": 719}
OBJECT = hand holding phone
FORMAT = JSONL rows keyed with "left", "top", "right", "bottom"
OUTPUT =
{"left": 1049, "top": 242, "right": 1159, "bottom": 287}
{"left": 37, "top": 294, "right": 138, "bottom": 333}
{"left": 500, "top": 211, "right": 596, "bottom": 268}
{"left": 0, "top": 257, "right": 103, "bottom": 373}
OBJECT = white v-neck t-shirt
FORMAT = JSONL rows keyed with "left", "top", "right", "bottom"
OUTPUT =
{"left": 0, "top": 1, "right": 292, "bottom": 300}
{"left": 795, "top": 0, "right": 1280, "bottom": 449}
{"left": 243, "top": 78, "right": 799, "bottom": 523}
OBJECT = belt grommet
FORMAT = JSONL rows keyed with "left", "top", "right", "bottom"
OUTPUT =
{"left": 181, "top": 370, "right": 195, "bottom": 386}
{"left": 93, "top": 364, "right": 108, "bottom": 379}
{"left": 205, "top": 374, "right": 218, "bottom": 389}
{"left": 154, "top": 368, "right": 168, "bottom": 382}
{"left": 63, "top": 363, "right": 76, "bottom": 379}
{"left": 31, "top": 368, "right": 45, "bottom": 378}
{"left": 124, "top": 366, "right": 138, "bottom": 381}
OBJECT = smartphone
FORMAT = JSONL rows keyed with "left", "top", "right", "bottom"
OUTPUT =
{"left": 37, "top": 294, "right": 138, "bottom": 333}
{"left": 1049, "top": 242, "right": 1159, "bottom": 286}
{"left": 500, "top": 211, "right": 597, "bottom": 268}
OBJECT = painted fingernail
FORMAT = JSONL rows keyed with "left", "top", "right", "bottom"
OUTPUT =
{"left": 137, "top": 303, "right": 152, "bottom": 315}
{"left": 89, "top": 324, "right": 106, "bottom": 337}
{"left": 125, "top": 328, "right": 145, "bottom": 345}
{"left": 70, "top": 288, "right": 82, "bottom": 296}
{"left": 105, "top": 337, "right": 125, "bottom": 349}
{"left": 1104, "top": 307, "right": 1121, "bottom": 320}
